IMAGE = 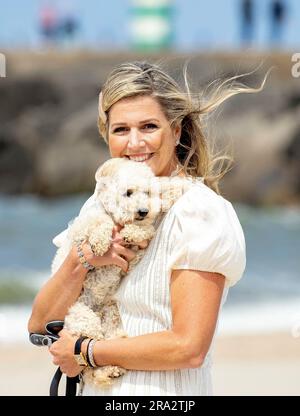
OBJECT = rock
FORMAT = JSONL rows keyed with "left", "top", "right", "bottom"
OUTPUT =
{"left": 0, "top": 50, "right": 299, "bottom": 205}
{"left": 0, "top": 76, "right": 62, "bottom": 123}
{"left": 218, "top": 105, "right": 300, "bottom": 205}
{"left": 0, "top": 126, "right": 35, "bottom": 193}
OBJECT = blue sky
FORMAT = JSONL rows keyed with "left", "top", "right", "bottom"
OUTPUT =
{"left": 0, "top": 0, "right": 299, "bottom": 51}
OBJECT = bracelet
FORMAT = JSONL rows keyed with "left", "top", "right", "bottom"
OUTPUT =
{"left": 87, "top": 338, "right": 98, "bottom": 368}
{"left": 85, "top": 339, "right": 93, "bottom": 367}
{"left": 75, "top": 239, "right": 95, "bottom": 271}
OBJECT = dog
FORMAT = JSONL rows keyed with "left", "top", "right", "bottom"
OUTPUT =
{"left": 51, "top": 157, "right": 196, "bottom": 388}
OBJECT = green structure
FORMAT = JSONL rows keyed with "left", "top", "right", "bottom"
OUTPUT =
{"left": 130, "top": 0, "right": 174, "bottom": 52}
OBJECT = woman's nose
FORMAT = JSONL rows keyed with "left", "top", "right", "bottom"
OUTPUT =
{"left": 128, "top": 129, "right": 145, "bottom": 149}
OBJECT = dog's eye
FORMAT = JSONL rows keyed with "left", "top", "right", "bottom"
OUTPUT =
{"left": 144, "top": 191, "right": 150, "bottom": 197}
{"left": 125, "top": 189, "right": 133, "bottom": 197}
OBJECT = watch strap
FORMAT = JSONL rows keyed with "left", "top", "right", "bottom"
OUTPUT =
{"left": 74, "top": 336, "right": 88, "bottom": 355}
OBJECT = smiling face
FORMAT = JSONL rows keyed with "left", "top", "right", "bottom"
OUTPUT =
{"left": 107, "top": 95, "right": 181, "bottom": 177}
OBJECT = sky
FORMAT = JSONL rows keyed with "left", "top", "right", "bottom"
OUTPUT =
{"left": 0, "top": 0, "right": 299, "bottom": 51}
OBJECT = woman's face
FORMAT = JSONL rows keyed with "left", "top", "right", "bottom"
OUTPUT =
{"left": 107, "top": 95, "right": 181, "bottom": 176}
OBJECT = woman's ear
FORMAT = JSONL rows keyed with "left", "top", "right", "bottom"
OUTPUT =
{"left": 173, "top": 123, "right": 181, "bottom": 143}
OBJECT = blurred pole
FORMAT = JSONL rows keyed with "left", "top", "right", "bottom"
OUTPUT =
{"left": 129, "top": 0, "right": 174, "bottom": 52}
{"left": 59, "top": 0, "right": 80, "bottom": 49}
{"left": 240, "top": 0, "right": 254, "bottom": 47}
{"left": 269, "top": 0, "right": 287, "bottom": 48}
{"left": 0, "top": 53, "right": 6, "bottom": 78}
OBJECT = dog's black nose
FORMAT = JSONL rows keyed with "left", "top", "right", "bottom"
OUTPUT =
{"left": 137, "top": 208, "right": 149, "bottom": 218}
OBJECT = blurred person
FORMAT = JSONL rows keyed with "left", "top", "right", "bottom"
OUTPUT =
{"left": 28, "top": 61, "right": 268, "bottom": 396}
{"left": 39, "top": 1, "right": 59, "bottom": 46}
{"left": 269, "top": 0, "right": 287, "bottom": 47}
{"left": 240, "top": 0, "right": 255, "bottom": 46}
{"left": 58, "top": 0, "right": 80, "bottom": 47}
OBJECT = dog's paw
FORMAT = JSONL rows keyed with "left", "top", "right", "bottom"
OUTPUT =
{"left": 89, "top": 219, "right": 115, "bottom": 256}
{"left": 84, "top": 365, "right": 127, "bottom": 389}
{"left": 64, "top": 302, "right": 105, "bottom": 339}
{"left": 109, "top": 366, "right": 127, "bottom": 378}
{"left": 120, "top": 224, "right": 155, "bottom": 244}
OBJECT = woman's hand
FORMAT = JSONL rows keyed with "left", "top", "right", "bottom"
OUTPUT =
{"left": 71, "top": 225, "right": 149, "bottom": 273}
{"left": 49, "top": 329, "right": 82, "bottom": 377}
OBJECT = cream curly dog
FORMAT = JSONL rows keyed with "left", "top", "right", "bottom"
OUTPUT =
{"left": 51, "top": 157, "right": 195, "bottom": 389}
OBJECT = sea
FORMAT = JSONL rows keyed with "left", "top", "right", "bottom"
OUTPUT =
{"left": 0, "top": 193, "right": 300, "bottom": 344}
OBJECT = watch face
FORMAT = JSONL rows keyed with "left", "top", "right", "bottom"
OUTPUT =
{"left": 74, "top": 353, "right": 88, "bottom": 367}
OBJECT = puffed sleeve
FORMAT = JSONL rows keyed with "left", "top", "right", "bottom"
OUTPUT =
{"left": 52, "top": 189, "right": 97, "bottom": 248}
{"left": 168, "top": 183, "right": 246, "bottom": 287}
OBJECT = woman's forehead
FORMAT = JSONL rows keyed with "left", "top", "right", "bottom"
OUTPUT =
{"left": 109, "top": 95, "right": 166, "bottom": 124}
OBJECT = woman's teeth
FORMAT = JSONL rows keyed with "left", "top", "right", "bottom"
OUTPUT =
{"left": 127, "top": 154, "right": 153, "bottom": 162}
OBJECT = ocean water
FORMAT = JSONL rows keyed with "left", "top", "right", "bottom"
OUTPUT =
{"left": 0, "top": 193, "right": 299, "bottom": 343}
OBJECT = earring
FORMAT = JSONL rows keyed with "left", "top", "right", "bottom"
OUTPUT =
{"left": 175, "top": 138, "right": 180, "bottom": 145}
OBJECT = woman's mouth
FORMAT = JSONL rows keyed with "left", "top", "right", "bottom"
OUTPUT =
{"left": 125, "top": 153, "right": 154, "bottom": 162}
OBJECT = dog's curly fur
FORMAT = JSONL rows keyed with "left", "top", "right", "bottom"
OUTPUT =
{"left": 51, "top": 158, "right": 196, "bottom": 389}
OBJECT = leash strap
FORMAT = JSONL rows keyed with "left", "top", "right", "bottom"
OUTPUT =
{"left": 66, "top": 375, "right": 80, "bottom": 396}
{"left": 50, "top": 367, "right": 63, "bottom": 396}
{"left": 30, "top": 320, "right": 79, "bottom": 396}
{"left": 49, "top": 367, "right": 79, "bottom": 396}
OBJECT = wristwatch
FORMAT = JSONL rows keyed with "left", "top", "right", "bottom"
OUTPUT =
{"left": 74, "top": 336, "right": 89, "bottom": 367}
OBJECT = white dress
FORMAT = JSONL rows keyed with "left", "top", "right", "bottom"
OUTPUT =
{"left": 53, "top": 179, "right": 246, "bottom": 396}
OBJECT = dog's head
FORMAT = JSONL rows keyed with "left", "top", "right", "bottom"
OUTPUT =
{"left": 95, "top": 158, "right": 194, "bottom": 226}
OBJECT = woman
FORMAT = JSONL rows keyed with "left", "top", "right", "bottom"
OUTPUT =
{"left": 28, "top": 61, "right": 264, "bottom": 396}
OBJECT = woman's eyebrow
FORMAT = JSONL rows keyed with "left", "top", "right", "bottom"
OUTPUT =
{"left": 111, "top": 119, "right": 159, "bottom": 128}
{"left": 139, "top": 118, "right": 159, "bottom": 124}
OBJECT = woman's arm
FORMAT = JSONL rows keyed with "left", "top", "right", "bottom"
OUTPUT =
{"left": 49, "top": 269, "right": 225, "bottom": 374}
{"left": 28, "top": 247, "right": 88, "bottom": 334}
{"left": 92, "top": 269, "right": 225, "bottom": 370}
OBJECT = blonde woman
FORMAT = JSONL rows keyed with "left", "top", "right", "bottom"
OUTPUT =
{"left": 28, "top": 61, "right": 266, "bottom": 396}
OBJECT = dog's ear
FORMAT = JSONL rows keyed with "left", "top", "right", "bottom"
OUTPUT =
{"left": 95, "top": 165, "right": 103, "bottom": 182}
{"left": 95, "top": 176, "right": 111, "bottom": 194}
{"left": 95, "top": 158, "right": 128, "bottom": 182}
{"left": 95, "top": 158, "right": 127, "bottom": 196}
{"left": 159, "top": 177, "right": 191, "bottom": 212}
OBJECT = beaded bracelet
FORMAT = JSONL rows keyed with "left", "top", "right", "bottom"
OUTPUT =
{"left": 87, "top": 338, "right": 98, "bottom": 368}
{"left": 75, "top": 239, "right": 95, "bottom": 271}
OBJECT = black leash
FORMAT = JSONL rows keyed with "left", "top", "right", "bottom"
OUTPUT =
{"left": 29, "top": 320, "right": 80, "bottom": 396}
{"left": 49, "top": 367, "right": 79, "bottom": 396}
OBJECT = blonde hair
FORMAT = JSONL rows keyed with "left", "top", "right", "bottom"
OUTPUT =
{"left": 98, "top": 61, "right": 270, "bottom": 194}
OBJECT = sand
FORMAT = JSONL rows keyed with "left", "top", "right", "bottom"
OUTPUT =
{"left": 212, "top": 331, "right": 300, "bottom": 396}
{"left": 1, "top": 331, "right": 299, "bottom": 396}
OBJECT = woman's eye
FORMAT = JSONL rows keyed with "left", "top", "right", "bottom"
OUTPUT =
{"left": 143, "top": 124, "right": 157, "bottom": 130}
{"left": 113, "top": 127, "right": 127, "bottom": 133}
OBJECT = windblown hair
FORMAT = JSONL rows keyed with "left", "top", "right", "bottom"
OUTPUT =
{"left": 98, "top": 61, "right": 270, "bottom": 193}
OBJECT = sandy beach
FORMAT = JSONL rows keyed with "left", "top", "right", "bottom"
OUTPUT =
{"left": 212, "top": 331, "right": 300, "bottom": 396}
{"left": 1, "top": 331, "right": 299, "bottom": 396}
